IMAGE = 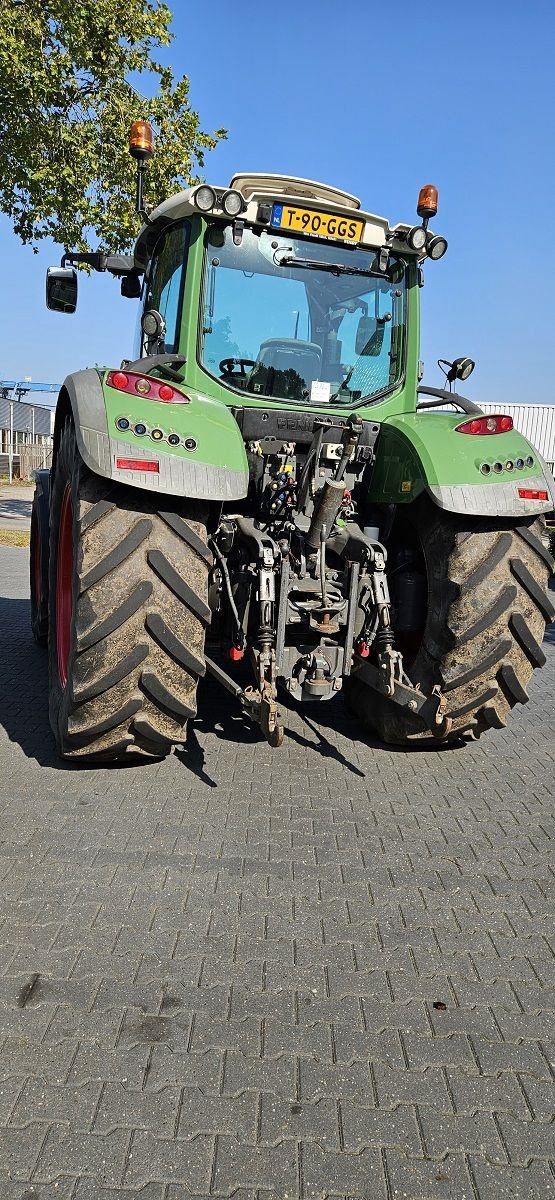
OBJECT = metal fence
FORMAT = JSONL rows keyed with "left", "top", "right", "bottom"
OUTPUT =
{"left": 18, "top": 443, "right": 53, "bottom": 479}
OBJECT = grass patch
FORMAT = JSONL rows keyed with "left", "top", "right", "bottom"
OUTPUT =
{"left": 0, "top": 529, "right": 30, "bottom": 548}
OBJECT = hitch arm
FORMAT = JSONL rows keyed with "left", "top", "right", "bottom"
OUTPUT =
{"left": 351, "top": 658, "right": 451, "bottom": 739}
{"left": 204, "top": 655, "right": 284, "bottom": 748}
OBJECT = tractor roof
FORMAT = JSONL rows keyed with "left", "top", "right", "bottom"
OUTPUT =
{"left": 134, "top": 173, "right": 414, "bottom": 268}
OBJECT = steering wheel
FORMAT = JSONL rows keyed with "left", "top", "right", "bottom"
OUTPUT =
{"left": 219, "top": 357, "right": 256, "bottom": 378}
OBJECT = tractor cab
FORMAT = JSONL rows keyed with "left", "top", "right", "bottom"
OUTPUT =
{"left": 127, "top": 171, "right": 446, "bottom": 416}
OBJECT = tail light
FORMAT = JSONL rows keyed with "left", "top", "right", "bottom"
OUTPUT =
{"left": 455, "top": 415, "right": 513, "bottom": 435}
{"left": 116, "top": 458, "right": 159, "bottom": 472}
{"left": 106, "top": 370, "right": 190, "bottom": 404}
{"left": 518, "top": 488, "right": 548, "bottom": 501}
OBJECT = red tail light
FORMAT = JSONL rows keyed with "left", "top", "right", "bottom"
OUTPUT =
{"left": 116, "top": 458, "right": 159, "bottom": 472}
{"left": 456, "top": 415, "right": 513, "bottom": 435}
{"left": 111, "top": 371, "right": 129, "bottom": 390}
{"left": 518, "top": 488, "right": 548, "bottom": 501}
{"left": 107, "top": 370, "right": 190, "bottom": 404}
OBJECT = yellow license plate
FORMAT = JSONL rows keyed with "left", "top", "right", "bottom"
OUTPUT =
{"left": 271, "top": 203, "right": 364, "bottom": 243}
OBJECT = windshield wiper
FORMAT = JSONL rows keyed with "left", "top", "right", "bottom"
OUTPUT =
{"left": 276, "top": 255, "right": 382, "bottom": 279}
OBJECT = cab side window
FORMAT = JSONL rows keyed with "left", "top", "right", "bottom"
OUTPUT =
{"left": 143, "top": 222, "right": 190, "bottom": 353}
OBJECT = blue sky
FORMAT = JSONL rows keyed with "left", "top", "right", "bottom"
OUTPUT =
{"left": 2, "top": 0, "right": 553, "bottom": 405}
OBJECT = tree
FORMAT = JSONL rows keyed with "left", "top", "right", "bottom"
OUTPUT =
{"left": 0, "top": 0, "right": 226, "bottom": 251}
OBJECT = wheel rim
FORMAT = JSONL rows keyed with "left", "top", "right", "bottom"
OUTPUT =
{"left": 56, "top": 484, "right": 73, "bottom": 688}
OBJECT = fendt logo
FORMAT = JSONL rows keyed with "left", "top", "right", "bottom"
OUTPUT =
{"left": 276, "top": 415, "right": 347, "bottom": 433}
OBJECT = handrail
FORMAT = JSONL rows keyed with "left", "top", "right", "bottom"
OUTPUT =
{"left": 417, "top": 386, "right": 483, "bottom": 415}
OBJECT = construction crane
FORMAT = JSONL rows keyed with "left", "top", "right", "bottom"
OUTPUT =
{"left": 0, "top": 380, "right": 60, "bottom": 399}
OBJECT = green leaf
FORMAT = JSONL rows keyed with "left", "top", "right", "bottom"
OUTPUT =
{"left": 0, "top": 0, "right": 226, "bottom": 251}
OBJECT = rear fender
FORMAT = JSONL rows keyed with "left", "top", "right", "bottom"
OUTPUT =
{"left": 53, "top": 368, "right": 249, "bottom": 502}
{"left": 368, "top": 412, "right": 555, "bottom": 517}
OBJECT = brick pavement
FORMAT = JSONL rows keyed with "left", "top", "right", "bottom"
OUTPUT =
{"left": 0, "top": 487, "right": 34, "bottom": 531}
{"left": 0, "top": 543, "right": 554, "bottom": 1199}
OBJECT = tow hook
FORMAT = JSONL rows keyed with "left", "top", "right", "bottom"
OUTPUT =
{"left": 204, "top": 654, "right": 285, "bottom": 747}
{"left": 243, "top": 683, "right": 284, "bottom": 748}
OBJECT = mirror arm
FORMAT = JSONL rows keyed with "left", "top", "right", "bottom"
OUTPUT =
{"left": 61, "top": 252, "right": 141, "bottom": 279}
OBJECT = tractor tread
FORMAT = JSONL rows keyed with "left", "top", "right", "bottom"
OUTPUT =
{"left": 80, "top": 498, "right": 116, "bottom": 533}
{"left": 131, "top": 717, "right": 176, "bottom": 751}
{"left": 158, "top": 510, "right": 213, "bottom": 566}
{"left": 461, "top": 532, "right": 512, "bottom": 590}
{"left": 515, "top": 523, "right": 555, "bottom": 570}
{"left": 145, "top": 612, "right": 206, "bottom": 678}
{"left": 447, "top": 685, "right": 499, "bottom": 720}
{"left": 509, "top": 557, "right": 555, "bottom": 621}
{"left": 73, "top": 644, "right": 149, "bottom": 704}
{"left": 67, "top": 697, "right": 143, "bottom": 745}
{"left": 140, "top": 671, "right": 196, "bottom": 722}
{"left": 77, "top": 581, "right": 153, "bottom": 650}
{"left": 482, "top": 704, "right": 506, "bottom": 730}
{"left": 455, "top": 585, "right": 517, "bottom": 645}
{"left": 80, "top": 518, "right": 152, "bottom": 591}
{"left": 442, "top": 638, "right": 512, "bottom": 692}
{"left": 147, "top": 549, "right": 212, "bottom": 624}
{"left": 509, "top": 611, "right": 546, "bottom": 668}
{"left": 499, "top": 662, "right": 529, "bottom": 705}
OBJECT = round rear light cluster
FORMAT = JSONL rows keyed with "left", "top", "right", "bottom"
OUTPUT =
{"left": 107, "top": 370, "right": 188, "bottom": 405}
{"left": 456, "top": 414, "right": 513, "bottom": 435}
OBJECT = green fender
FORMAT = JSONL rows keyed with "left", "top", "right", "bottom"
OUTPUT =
{"left": 54, "top": 368, "right": 249, "bottom": 501}
{"left": 368, "top": 412, "right": 555, "bottom": 517}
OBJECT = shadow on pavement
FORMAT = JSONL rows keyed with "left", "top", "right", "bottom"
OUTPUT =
{"left": 0, "top": 497, "right": 33, "bottom": 522}
{"left": 0, "top": 595, "right": 59, "bottom": 766}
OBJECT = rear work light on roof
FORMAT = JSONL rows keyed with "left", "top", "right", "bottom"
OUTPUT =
{"left": 455, "top": 415, "right": 513, "bottom": 435}
{"left": 518, "top": 488, "right": 549, "bottom": 501}
{"left": 106, "top": 370, "right": 190, "bottom": 404}
{"left": 116, "top": 458, "right": 159, "bottom": 473}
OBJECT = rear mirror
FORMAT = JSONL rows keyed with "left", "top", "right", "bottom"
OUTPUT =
{"left": 46, "top": 266, "right": 77, "bottom": 313}
{"left": 355, "top": 316, "right": 385, "bottom": 357}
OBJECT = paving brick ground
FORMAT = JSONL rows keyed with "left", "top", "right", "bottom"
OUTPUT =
{"left": 0, "top": 486, "right": 34, "bottom": 531}
{"left": 0, "top": 543, "right": 554, "bottom": 1199}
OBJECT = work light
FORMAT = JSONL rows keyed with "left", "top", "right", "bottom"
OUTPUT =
{"left": 193, "top": 186, "right": 217, "bottom": 212}
{"left": 427, "top": 234, "right": 448, "bottom": 260}
{"left": 222, "top": 189, "right": 245, "bottom": 217}
{"left": 406, "top": 225, "right": 427, "bottom": 251}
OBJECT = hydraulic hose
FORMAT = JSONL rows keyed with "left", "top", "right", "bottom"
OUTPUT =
{"left": 305, "top": 479, "right": 345, "bottom": 553}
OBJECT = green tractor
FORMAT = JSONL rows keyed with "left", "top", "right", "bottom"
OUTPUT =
{"left": 31, "top": 124, "right": 555, "bottom": 761}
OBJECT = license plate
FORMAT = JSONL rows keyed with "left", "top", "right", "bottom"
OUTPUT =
{"left": 271, "top": 203, "right": 364, "bottom": 243}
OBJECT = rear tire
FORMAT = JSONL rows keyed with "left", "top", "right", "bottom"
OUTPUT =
{"left": 346, "top": 496, "right": 554, "bottom": 744}
{"left": 48, "top": 420, "right": 212, "bottom": 761}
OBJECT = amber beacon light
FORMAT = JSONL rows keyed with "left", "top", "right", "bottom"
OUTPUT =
{"left": 417, "top": 184, "right": 439, "bottom": 221}
{"left": 129, "top": 121, "right": 154, "bottom": 215}
{"left": 129, "top": 120, "right": 154, "bottom": 160}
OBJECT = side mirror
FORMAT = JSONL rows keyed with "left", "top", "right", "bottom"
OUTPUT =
{"left": 355, "top": 316, "right": 385, "bottom": 357}
{"left": 46, "top": 266, "right": 77, "bottom": 313}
